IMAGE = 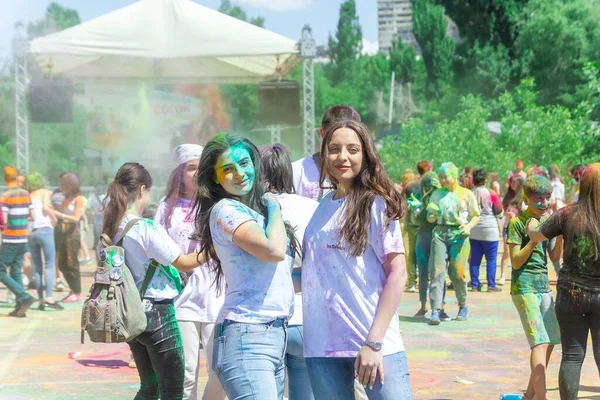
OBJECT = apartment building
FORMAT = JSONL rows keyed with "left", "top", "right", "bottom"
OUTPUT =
{"left": 378, "top": 0, "right": 417, "bottom": 54}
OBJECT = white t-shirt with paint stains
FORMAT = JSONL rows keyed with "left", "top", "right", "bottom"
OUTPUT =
{"left": 302, "top": 193, "right": 405, "bottom": 358}
{"left": 154, "top": 199, "right": 224, "bottom": 323}
{"left": 210, "top": 198, "right": 294, "bottom": 324}
{"left": 109, "top": 215, "right": 182, "bottom": 301}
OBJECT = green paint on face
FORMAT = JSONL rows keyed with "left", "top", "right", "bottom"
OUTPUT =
{"left": 215, "top": 144, "right": 255, "bottom": 197}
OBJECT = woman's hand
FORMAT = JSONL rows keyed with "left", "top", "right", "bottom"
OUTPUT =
{"left": 354, "top": 345, "right": 384, "bottom": 390}
{"left": 262, "top": 192, "right": 280, "bottom": 210}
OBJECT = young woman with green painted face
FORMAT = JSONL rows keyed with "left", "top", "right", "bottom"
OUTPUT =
{"left": 193, "top": 134, "right": 299, "bottom": 400}
{"left": 426, "top": 162, "right": 480, "bottom": 325}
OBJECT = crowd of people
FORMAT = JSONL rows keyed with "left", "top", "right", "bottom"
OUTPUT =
{"left": 1, "top": 104, "right": 599, "bottom": 400}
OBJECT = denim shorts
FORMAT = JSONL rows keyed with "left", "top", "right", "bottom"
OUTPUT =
{"left": 512, "top": 292, "right": 561, "bottom": 348}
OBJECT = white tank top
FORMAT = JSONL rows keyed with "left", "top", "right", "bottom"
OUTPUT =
{"left": 32, "top": 194, "right": 53, "bottom": 230}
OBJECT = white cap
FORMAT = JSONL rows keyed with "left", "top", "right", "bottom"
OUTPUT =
{"left": 172, "top": 144, "right": 203, "bottom": 166}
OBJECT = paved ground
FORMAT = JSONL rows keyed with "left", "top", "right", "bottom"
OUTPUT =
{"left": 1, "top": 259, "right": 599, "bottom": 399}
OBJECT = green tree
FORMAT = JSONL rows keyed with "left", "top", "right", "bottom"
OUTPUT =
{"left": 389, "top": 38, "right": 418, "bottom": 85}
{"left": 27, "top": 2, "right": 81, "bottom": 39}
{"left": 412, "top": 0, "right": 455, "bottom": 98}
{"left": 0, "top": 3, "right": 82, "bottom": 175}
{"left": 218, "top": 0, "right": 264, "bottom": 27}
{"left": 516, "top": 0, "right": 600, "bottom": 106}
{"left": 327, "top": 0, "right": 363, "bottom": 85}
{"left": 437, "top": 0, "right": 526, "bottom": 57}
{"left": 380, "top": 78, "right": 597, "bottom": 184}
{"left": 459, "top": 42, "right": 512, "bottom": 99}
{"left": 217, "top": 1, "right": 265, "bottom": 132}
{"left": 353, "top": 53, "right": 391, "bottom": 123}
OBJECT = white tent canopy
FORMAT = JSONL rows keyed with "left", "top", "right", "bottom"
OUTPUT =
{"left": 28, "top": 0, "right": 300, "bottom": 83}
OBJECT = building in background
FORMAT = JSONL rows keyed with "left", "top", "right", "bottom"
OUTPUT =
{"left": 377, "top": 0, "right": 417, "bottom": 55}
{"left": 378, "top": 0, "right": 460, "bottom": 55}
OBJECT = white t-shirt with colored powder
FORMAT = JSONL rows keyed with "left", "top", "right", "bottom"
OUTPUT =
{"left": 275, "top": 193, "right": 319, "bottom": 326}
{"left": 154, "top": 198, "right": 224, "bottom": 323}
{"left": 210, "top": 198, "right": 294, "bottom": 324}
{"left": 106, "top": 215, "right": 182, "bottom": 301}
{"left": 302, "top": 193, "right": 406, "bottom": 358}
{"left": 292, "top": 156, "right": 332, "bottom": 202}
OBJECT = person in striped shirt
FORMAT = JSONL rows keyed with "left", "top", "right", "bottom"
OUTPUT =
{"left": 0, "top": 166, "right": 35, "bottom": 317}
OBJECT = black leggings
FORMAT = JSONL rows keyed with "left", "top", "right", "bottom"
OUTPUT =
{"left": 55, "top": 222, "right": 81, "bottom": 294}
{"left": 555, "top": 281, "right": 600, "bottom": 400}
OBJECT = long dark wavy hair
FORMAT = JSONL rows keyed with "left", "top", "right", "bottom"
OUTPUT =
{"left": 193, "top": 134, "right": 299, "bottom": 293}
{"left": 319, "top": 120, "right": 405, "bottom": 257}
{"left": 102, "top": 163, "right": 153, "bottom": 240}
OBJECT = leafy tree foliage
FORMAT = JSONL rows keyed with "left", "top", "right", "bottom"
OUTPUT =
{"left": 327, "top": 0, "right": 363, "bottom": 85}
{"left": 380, "top": 79, "right": 598, "bottom": 185}
{"left": 516, "top": 0, "right": 600, "bottom": 106}
{"left": 438, "top": 0, "right": 526, "bottom": 56}
{"left": 0, "top": 3, "right": 83, "bottom": 179}
{"left": 389, "top": 38, "right": 418, "bottom": 85}
{"left": 217, "top": 0, "right": 265, "bottom": 133}
{"left": 412, "top": 0, "right": 455, "bottom": 97}
{"left": 27, "top": 2, "right": 81, "bottom": 39}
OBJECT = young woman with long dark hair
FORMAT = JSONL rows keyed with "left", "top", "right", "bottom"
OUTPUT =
{"left": 154, "top": 144, "right": 226, "bottom": 400}
{"left": 54, "top": 173, "right": 86, "bottom": 302}
{"left": 102, "top": 162, "right": 204, "bottom": 399}
{"left": 302, "top": 120, "right": 411, "bottom": 399}
{"left": 193, "top": 134, "right": 298, "bottom": 399}
{"left": 261, "top": 143, "right": 318, "bottom": 400}
{"left": 528, "top": 163, "right": 600, "bottom": 399}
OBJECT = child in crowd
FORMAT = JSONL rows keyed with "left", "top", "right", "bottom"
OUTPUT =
{"left": 507, "top": 175, "right": 562, "bottom": 400}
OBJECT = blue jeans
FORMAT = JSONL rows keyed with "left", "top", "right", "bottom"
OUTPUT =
{"left": 128, "top": 303, "right": 185, "bottom": 400}
{"left": 28, "top": 227, "right": 56, "bottom": 299}
{"left": 286, "top": 325, "right": 314, "bottom": 400}
{"left": 469, "top": 239, "right": 499, "bottom": 289}
{"left": 305, "top": 352, "right": 412, "bottom": 400}
{"left": 213, "top": 318, "right": 288, "bottom": 399}
{"left": 0, "top": 242, "right": 32, "bottom": 303}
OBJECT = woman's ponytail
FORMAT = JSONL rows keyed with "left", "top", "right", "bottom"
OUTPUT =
{"left": 102, "top": 163, "right": 153, "bottom": 239}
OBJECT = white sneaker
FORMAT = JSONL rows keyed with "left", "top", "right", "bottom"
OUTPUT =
{"left": 407, "top": 285, "right": 417, "bottom": 292}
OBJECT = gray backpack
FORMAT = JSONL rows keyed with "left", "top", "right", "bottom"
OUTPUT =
{"left": 81, "top": 218, "right": 157, "bottom": 344}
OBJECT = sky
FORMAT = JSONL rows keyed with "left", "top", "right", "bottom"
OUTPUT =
{"left": 1, "top": 0, "right": 379, "bottom": 60}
